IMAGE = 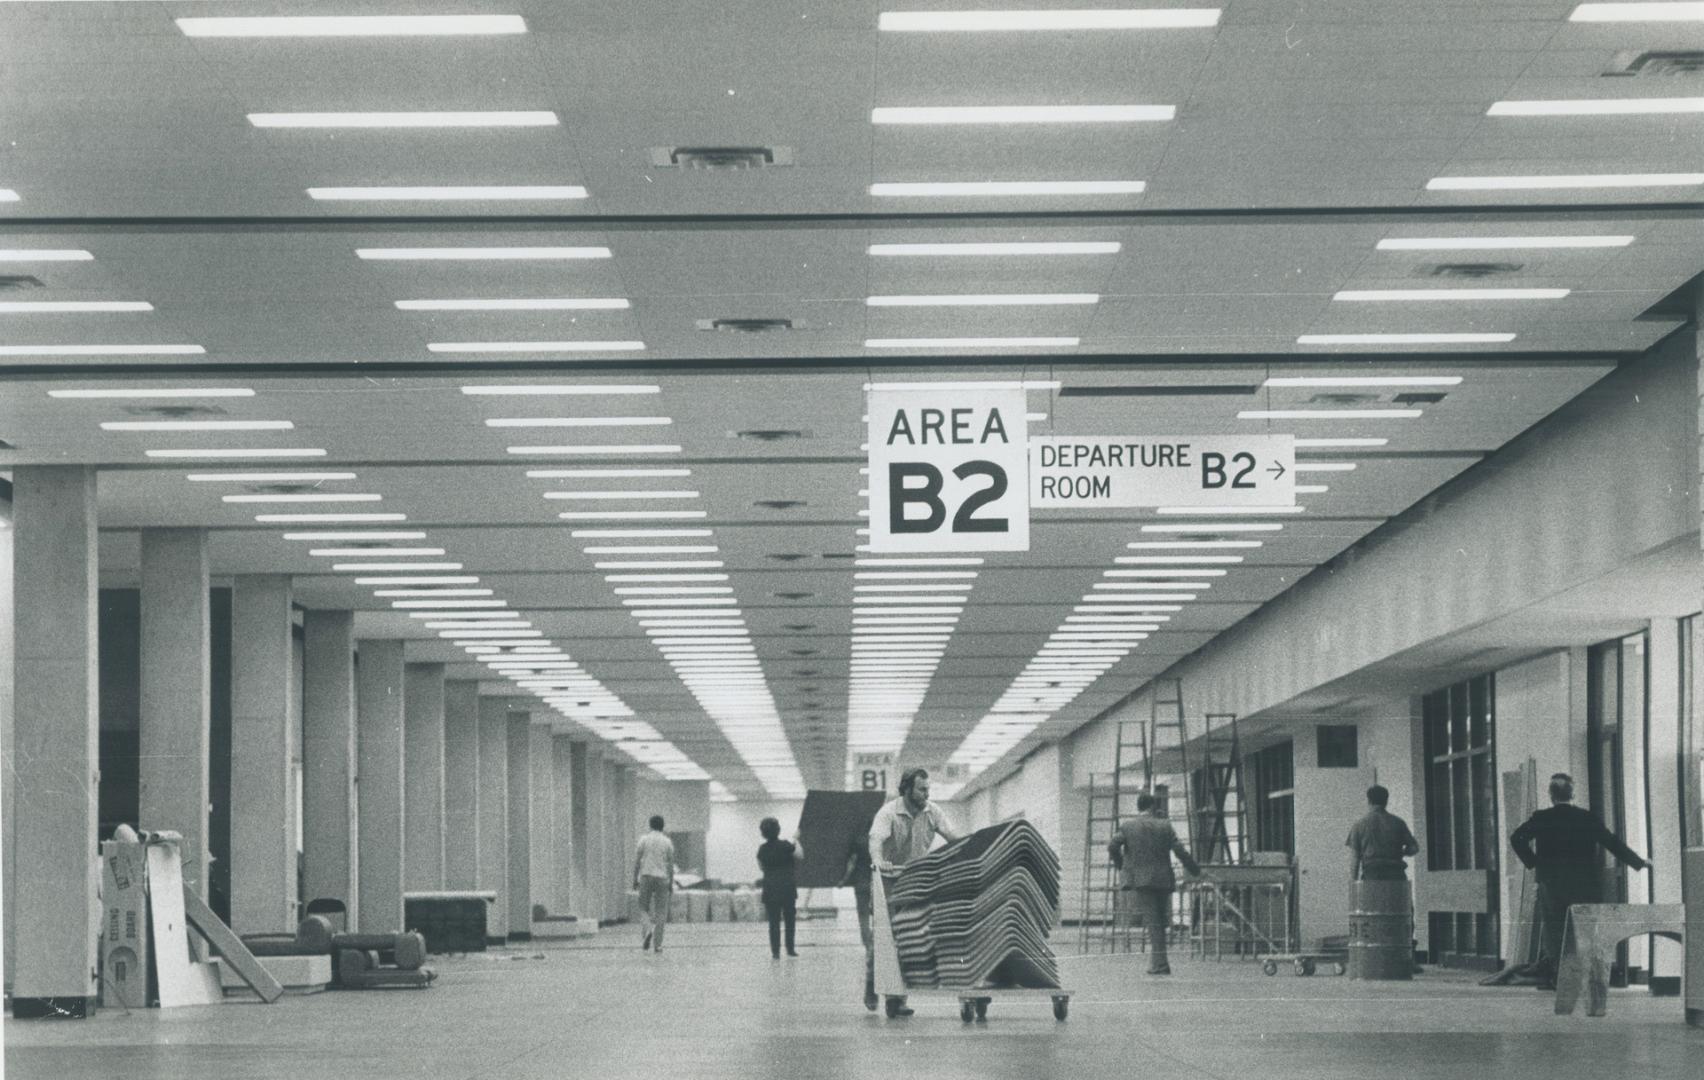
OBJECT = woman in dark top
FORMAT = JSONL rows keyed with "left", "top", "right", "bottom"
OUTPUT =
{"left": 756, "top": 817, "right": 804, "bottom": 958}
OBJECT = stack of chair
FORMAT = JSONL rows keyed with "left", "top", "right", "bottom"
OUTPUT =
{"left": 886, "top": 820, "right": 1061, "bottom": 990}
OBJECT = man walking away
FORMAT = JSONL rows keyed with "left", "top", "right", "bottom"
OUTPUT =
{"left": 1510, "top": 773, "right": 1650, "bottom": 990}
{"left": 633, "top": 815, "right": 675, "bottom": 953}
{"left": 1108, "top": 793, "right": 1200, "bottom": 975}
{"left": 1346, "top": 785, "right": 1419, "bottom": 883}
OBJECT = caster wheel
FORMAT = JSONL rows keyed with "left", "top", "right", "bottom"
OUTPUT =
{"left": 1263, "top": 960, "right": 1278, "bottom": 976}
{"left": 960, "top": 1001, "right": 975, "bottom": 1023}
{"left": 1052, "top": 996, "right": 1069, "bottom": 1021}
{"left": 974, "top": 999, "right": 988, "bottom": 1021}
{"left": 1294, "top": 959, "right": 1308, "bottom": 976}
{"left": 1301, "top": 959, "right": 1317, "bottom": 977}
{"left": 1333, "top": 962, "right": 1347, "bottom": 977}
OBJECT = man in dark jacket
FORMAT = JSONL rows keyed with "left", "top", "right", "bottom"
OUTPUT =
{"left": 1108, "top": 793, "right": 1201, "bottom": 975}
{"left": 1509, "top": 773, "right": 1651, "bottom": 989}
{"left": 1346, "top": 784, "right": 1419, "bottom": 882}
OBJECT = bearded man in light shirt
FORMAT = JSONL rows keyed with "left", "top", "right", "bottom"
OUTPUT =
{"left": 867, "top": 767, "right": 961, "bottom": 1017}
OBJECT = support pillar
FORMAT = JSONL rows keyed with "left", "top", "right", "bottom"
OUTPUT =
{"left": 551, "top": 735, "right": 576, "bottom": 916}
{"left": 529, "top": 723, "right": 555, "bottom": 919}
{"left": 230, "top": 576, "right": 296, "bottom": 933}
{"left": 0, "top": 503, "right": 15, "bottom": 990}
{"left": 616, "top": 765, "right": 638, "bottom": 918}
{"left": 302, "top": 610, "right": 356, "bottom": 915}
{"left": 356, "top": 640, "right": 405, "bottom": 933}
{"left": 1688, "top": 294, "right": 1704, "bottom": 1028}
{"left": 403, "top": 662, "right": 446, "bottom": 891}
{"left": 443, "top": 681, "right": 481, "bottom": 890}
{"left": 570, "top": 740, "right": 598, "bottom": 920}
{"left": 477, "top": 695, "right": 510, "bottom": 941}
{"left": 138, "top": 528, "right": 211, "bottom": 899}
{"left": 11, "top": 466, "right": 100, "bottom": 1016}
{"left": 506, "top": 709, "right": 533, "bottom": 938}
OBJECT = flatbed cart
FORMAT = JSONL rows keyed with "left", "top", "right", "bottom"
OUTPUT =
{"left": 1261, "top": 943, "right": 1349, "bottom": 977}
{"left": 870, "top": 869, "right": 1072, "bottom": 1021}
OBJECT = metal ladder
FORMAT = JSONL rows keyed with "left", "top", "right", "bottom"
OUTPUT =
{"left": 1148, "top": 677, "right": 1196, "bottom": 855}
{"left": 1193, "top": 712, "right": 1248, "bottom": 865}
{"left": 1076, "top": 719, "right": 1146, "bottom": 952}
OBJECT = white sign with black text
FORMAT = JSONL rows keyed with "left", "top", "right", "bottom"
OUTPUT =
{"left": 1029, "top": 434, "right": 1295, "bottom": 508}
{"left": 867, "top": 387, "right": 1030, "bottom": 552}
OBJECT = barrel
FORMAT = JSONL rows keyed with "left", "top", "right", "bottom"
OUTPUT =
{"left": 1348, "top": 879, "right": 1413, "bottom": 980}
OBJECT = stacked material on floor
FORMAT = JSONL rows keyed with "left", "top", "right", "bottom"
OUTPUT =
{"left": 243, "top": 916, "right": 435, "bottom": 989}
{"left": 885, "top": 820, "right": 1061, "bottom": 990}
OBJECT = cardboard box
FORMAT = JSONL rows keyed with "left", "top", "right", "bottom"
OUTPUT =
{"left": 99, "top": 839, "right": 150, "bottom": 1008}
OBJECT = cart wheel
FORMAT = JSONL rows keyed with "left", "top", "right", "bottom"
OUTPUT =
{"left": 1332, "top": 962, "right": 1347, "bottom": 977}
{"left": 974, "top": 999, "right": 988, "bottom": 1021}
{"left": 1293, "top": 959, "right": 1308, "bottom": 976}
{"left": 1301, "top": 959, "right": 1317, "bottom": 977}
{"left": 1052, "top": 996, "right": 1069, "bottom": 1021}
{"left": 960, "top": 1000, "right": 975, "bottom": 1023}
{"left": 1263, "top": 960, "right": 1278, "bottom": 976}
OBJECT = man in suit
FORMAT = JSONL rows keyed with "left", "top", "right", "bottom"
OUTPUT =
{"left": 1108, "top": 793, "right": 1201, "bottom": 975}
{"left": 1510, "top": 773, "right": 1650, "bottom": 990}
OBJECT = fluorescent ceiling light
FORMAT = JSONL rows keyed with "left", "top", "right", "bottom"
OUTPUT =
{"left": 416, "top": 610, "right": 516, "bottom": 618}
{"left": 855, "top": 583, "right": 969, "bottom": 592}
{"left": 594, "top": 560, "right": 722, "bottom": 570}
{"left": 577, "top": 530, "right": 712, "bottom": 540}
{"left": 870, "top": 181, "right": 1143, "bottom": 197}
{"left": 190, "top": 472, "right": 356, "bottom": 482}
{"left": 604, "top": 575, "right": 728, "bottom": 583}
{"left": 0, "top": 189, "right": 16, "bottom": 202}
{"left": 223, "top": 493, "right": 381, "bottom": 504}
{"left": 1300, "top": 332, "right": 1516, "bottom": 345}
{"left": 145, "top": 448, "right": 326, "bottom": 459}
{"left": 427, "top": 621, "right": 530, "bottom": 630}
{"left": 585, "top": 545, "right": 717, "bottom": 555}
{"left": 546, "top": 489, "right": 695, "bottom": 498}
{"left": 393, "top": 599, "right": 503, "bottom": 608}
{"left": 356, "top": 576, "right": 477, "bottom": 585}
{"left": 311, "top": 186, "right": 588, "bottom": 201}
{"left": 1267, "top": 376, "right": 1460, "bottom": 387}
{"left": 0, "top": 344, "right": 205, "bottom": 356}
{"left": 1488, "top": 97, "right": 1704, "bottom": 116}
{"left": 867, "top": 293, "right": 1097, "bottom": 307}
{"left": 338, "top": 562, "right": 461, "bottom": 572}
{"left": 400, "top": 297, "right": 628, "bottom": 311}
{"left": 510, "top": 445, "right": 682, "bottom": 456}
{"left": 1295, "top": 484, "right": 1330, "bottom": 494}
{"left": 0, "top": 301, "right": 152, "bottom": 313}
{"left": 865, "top": 336, "right": 1079, "bottom": 349}
{"left": 856, "top": 557, "right": 984, "bottom": 566}
{"left": 1293, "top": 462, "right": 1358, "bottom": 472}
{"left": 855, "top": 571, "right": 977, "bottom": 579}
{"left": 864, "top": 380, "right": 1059, "bottom": 392}
{"left": 1127, "top": 540, "right": 1259, "bottom": 549}
{"left": 867, "top": 241, "right": 1119, "bottom": 256}
{"left": 1141, "top": 522, "right": 1284, "bottom": 532}
{"left": 256, "top": 512, "right": 407, "bottom": 523}
{"left": 879, "top": 10, "right": 1221, "bottom": 31}
{"left": 309, "top": 548, "right": 444, "bottom": 556}
{"left": 430, "top": 340, "right": 642, "bottom": 352}
{"left": 1333, "top": 288, "right": 1568, "bottom": 301}
{"left": 178, "top": 15, "right": 528, "bottom": 36}
{"left": 1427, "top": 173, "right": 1704, "bottom": 191}
{"left": 1115, "top": 555, "right": 1242, "bottom": 564}
{"left": 463, "top": 384, "right": 658, "bottom": 396}
{"left": 1293, "top": 437, "right": 1388, "bottom": 447}
{"left": 872, "top": 105, "right": 1173, "bottom": 124}
{"left": 559, "top": 510, "right": 705, "bottom": 520}
{"left": 851, "top": 606, "right": 964, "bottom": 616}
{"left": 1570, "top": 2, "right": 1704, "bottom": 20}
{"left": 364, "top": 246, "right": 610, "bottom": 261}
{"left": 1375, "top": 236, "right": 1633, "bottom": 250}
{"left": 1156, "top": 504, "right": 1309, "bottom": 515}
{"left": 252, "top": 111, "right": 557, "bottom": 128}
{"left": 537, "top": 469, "right": 690, "bottom": 480}
{"left": 0, "top": 250, "right": 93, "bottom": 261}
{"left": 1239, "top": 408, "right": 1421, "bottom": 420}
{"left": 442, "top": 630, "right": 542, "bottom": 639}
{"left": 103, "top": 419, "right": 291, "bottom": 432}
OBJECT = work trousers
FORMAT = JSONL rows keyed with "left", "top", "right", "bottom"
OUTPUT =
{"left": 637, "top": 875, "right": 670, "bottom": 949}
{"left": 766, "top": 899, "right": 797, "bottom": 957}
{"left": 855, "top": 887, "right": 874, "bottom": 989}
{"left": 1535, "top": 878, "right": 1598, "bottom": 977}
{"left": 1128, "top": 886, "right": 1174, "bottom": 972}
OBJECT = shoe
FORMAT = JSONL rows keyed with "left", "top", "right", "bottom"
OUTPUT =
{"left": 885, "top": 998, "right": 915, "bottom": 1018}
{"left": 787, "top": 950, "right": 800, "bottom": 958}
{"left": 864, "top": 989, "right": 879, "bottom": 1011}
{"left": 642, "top": 931, "right": 652, "bottom": 951}
{"left": 1535, "top": 980, "right": 1555, "bottom": 991}
{"left": 653, "top": 947, "right": 662, "bottom": 955}
{"left": 1148, "top": 966, "right": 1172, "bottom": 976}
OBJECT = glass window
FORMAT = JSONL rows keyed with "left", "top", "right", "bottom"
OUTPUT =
{"left": 1423, "top": 673, "right": 1498, "bottom": 873}
{"left": 1683, "top": 614, "right": 1701, "bottom": 848}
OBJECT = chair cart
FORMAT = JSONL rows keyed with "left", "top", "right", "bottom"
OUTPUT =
{"left": 870, "top": 868, "right": 1072, "bottom": 1022}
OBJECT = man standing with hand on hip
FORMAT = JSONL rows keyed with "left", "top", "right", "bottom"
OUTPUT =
{"left": 1109, "top": 793, "right": 1201, "bottom": 975}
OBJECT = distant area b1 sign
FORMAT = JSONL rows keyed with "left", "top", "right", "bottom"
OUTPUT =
{"left": 1029, "top": 435, "right": 1295, "bottom": 508}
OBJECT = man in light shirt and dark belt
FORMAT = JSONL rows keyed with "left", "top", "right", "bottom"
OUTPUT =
{"left": 632, "top": 815, "right": 675, "bottom": 954}
{"left": 868, "top": 767, "right": 961, "bottom": 1017}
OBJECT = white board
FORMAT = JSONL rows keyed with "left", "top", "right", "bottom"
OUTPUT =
{"left": 145, "top": 842, "right": 224, "bottom": 1008}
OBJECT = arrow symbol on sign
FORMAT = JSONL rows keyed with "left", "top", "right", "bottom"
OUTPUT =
{"left": 1267, "top": 460, "right": 1287, "bottom": 480}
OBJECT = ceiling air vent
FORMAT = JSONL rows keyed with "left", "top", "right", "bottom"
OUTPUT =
{"left": 755, "top": 499, "right": 806, "bottom": 510}
{"left": 250, "top": 483, "right": 323, "bottom": 495}
{"left": 650, "top": 146, "right": 795, "bottom": 170}
{"left": 1393, "top": 391, "right": 1448, "bottom": 405}
{"left": 766, "top": 553, "right": 809, "bottom": 562}
{"left": 792, "top": 669, "right": 820, "bottom": 677}
{"left": 697, "top": 317, "right": 799, "bottom": 333}
{"left": 124, "top": 404, "right": 229, "bottom": 418}
{"left": 788, "top": 648, "right": 818, "bottom": 657}
{"left": 1308, "top": 392, "right": 1380, "bottom": 406}
{"left": 0, "top": 274, "right": 44, "bottom": 291}
{"left": 1604, "top": 50, "right": 1704, "bottom": 77}
{"left": 773, "top": 591, "right": 814, "bottom": 601}
{"left": 1424, "top": 262, "right": 1524, "bottom": 279}
{"left": 733, "top": 429, "right": 811, "bottom": 442}
{"left": 782, "top": 624, "right": 814, "bottom": 632}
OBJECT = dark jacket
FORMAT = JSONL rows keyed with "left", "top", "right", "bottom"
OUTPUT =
{"left": 1510, "top": 803, "right": 1645, "bottom": 887}
{"left": 756, "top": 839, "right": 799, "bottom": 905}
{"left": 1109, "top": 814, "right": 1200, "bottom": 891}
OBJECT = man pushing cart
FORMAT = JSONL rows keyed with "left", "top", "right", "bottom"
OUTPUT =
{"left": 868, "top": 767, "right": 961, "bottom": 1017}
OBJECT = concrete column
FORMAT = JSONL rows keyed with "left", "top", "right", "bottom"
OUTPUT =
{"left": 529, "top": 724, "right": 555, "bottom": 916}
{"left": 477, "top": 695, "right": 510, "bottom": 940}
{"left": 230, "top": 576, "right": 296, "bottom": 933}
{"left": 617, "top": 766, "right": 638, "bottom": 918}
{"left": 551, "top": 736, "right": 576, "bottom": 915}
{"left": 1689, "top": 301, "right": 1703, "bottom": 1028}
{"left": 443, "top": 681, "right": 481, "bottom": 889}
{"left": 356, "top": 640, "right": 405, "bottom": 933}
{"left": 570, "top": 741, "right": 596, "bottom": 920}
{"left": 137, "top": 529, "right": 211, "bottom": 901}
{"left": 506, "top": 710, "right": 533, "bottom": 937}
{"left": 604, "top": 759, "right": 624, "bottom": 920}
{"left": 0, "top": 511, "right": 15, "bottom": 990}
{"left": 403, "top": 663, "right": 446, "bottom": 891}
{"left": 302, "top": 610, "right": 357, "bottom": 914}
{"left": 10, "top": 466, "right": 100, "bottom": 1015}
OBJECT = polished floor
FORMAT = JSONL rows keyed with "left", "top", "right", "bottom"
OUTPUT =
{"left": 6, "top": 919, "right": 1699, "bottom": 1080}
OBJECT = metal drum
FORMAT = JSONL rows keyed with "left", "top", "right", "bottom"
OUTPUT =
{"left": 1348, "top": 879, "right": 1413, "bottom": 980}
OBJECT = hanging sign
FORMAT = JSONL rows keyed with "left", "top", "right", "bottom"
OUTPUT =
{"left": 1028, "top": 434, "right": 1295, "bottom": 508}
